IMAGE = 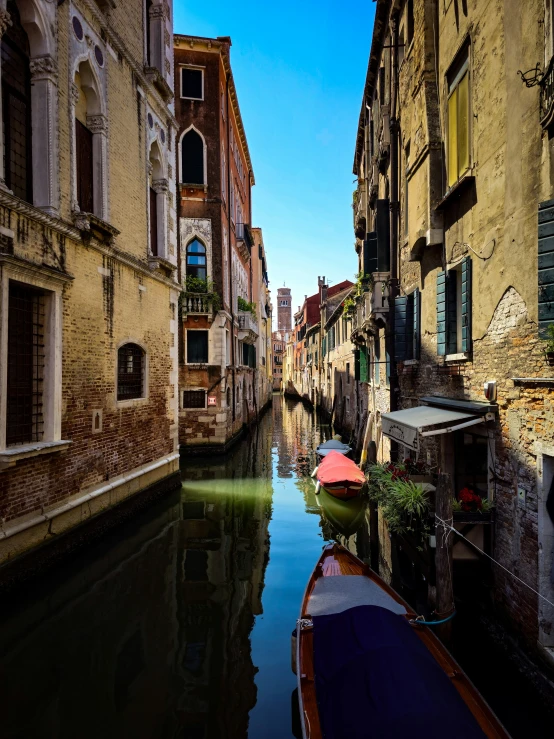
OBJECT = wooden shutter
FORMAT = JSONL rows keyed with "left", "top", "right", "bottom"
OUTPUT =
{"left": 437, "top": 271, "right": 447, "bottom": 356}
{"left": 360, "top": 345, "right": 369, "bottom": 383}
{"left": 446, "top": 269, "right": 458, "bottom": 354}
{"left": 461, "top": 257, "right": 472, "bottom": 352}
{"left": 539, "top": 199, "right": 554, "bottom": 337}
{"left": 354, "top": 348, "right": 360, "bottom": 381}
{"left": 376, "top": 199, "right": 390, "bottom": 272}
{"left": 364, "top": 231, "right": 378, "bottom": 275}
{"left": 149, "top": 187, "right": 158, "bottom": 256}
{"left": 322, "top": 336, "right": 327, "bottom": 357}
{"left": 413, "top": 288, "right": 421, "bottom": 359}
{"left": 394, "top": 295, "right": 408, "bottom": 362}
{"left": 76, "top": 119, "right": 93, "bottom": 213}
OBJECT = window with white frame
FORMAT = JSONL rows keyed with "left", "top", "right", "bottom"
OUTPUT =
{"left": 181, "top": 128, "right": 205, "bottom": 185}
{"left": 187, "top": 330, "right": 208, "bottom": 363}
{"left": 181, "top": 66, "right": 203, "bottom": 100}
{"left": 0, "top": 268, "right": 66, "bottom": 453}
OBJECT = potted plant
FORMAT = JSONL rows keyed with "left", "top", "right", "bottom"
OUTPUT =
{"left": 452, "top": 488, "right": 493, "bottom": 521}
{"left": 543, "top": 324, "right": 554, "bottom": 365}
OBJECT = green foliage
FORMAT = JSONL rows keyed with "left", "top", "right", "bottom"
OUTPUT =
{"left": 367, "top": 462, "right": 431, "bottom": 539}
{"left": 543, "top": 323, "right": 554, "bottom": 353}
{"left": 355, "top": 270, "right": 374, "bottom": 296}
{"left": 452, "top": 496, "right": 493, "bottom": 513}
{"left": 238, "top": 296, "right": 257, "bottom": 315}
{"left": 343, "top": 296, "right": 356, "bottom": 316}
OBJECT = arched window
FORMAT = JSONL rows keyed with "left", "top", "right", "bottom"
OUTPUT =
{"left": 148, "top": 140, "right": 166, "bottom": 258}
{"left": 186, "top": 239, "right": 206, "bottom": 280}
{"left": 73, "top": 60, "right": 107, "bottom": 219}
{"left": 181, "top": 129, "right": 204, "bottom": 185}
{"left": 1, "top": 1, "right": 32, "bottom": 202}
{"left": 117, "top": 343, "right": 145, "bottom": 400}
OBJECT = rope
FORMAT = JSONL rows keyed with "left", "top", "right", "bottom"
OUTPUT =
{"left": 435, "top": 515, "right": 554, "bottom": 610}
{"left": 410, "top": 611, "right": 457, "bottom": 627}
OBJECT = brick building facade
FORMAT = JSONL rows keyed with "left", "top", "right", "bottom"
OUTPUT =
{"left": 175, "top": 34, "right": 270, "bottom": 451}
{"left": 353, "top": 0, "right": 554, "bottom": 675}
{"left": 0, "top": 0, "right": 180, "bottom": 570}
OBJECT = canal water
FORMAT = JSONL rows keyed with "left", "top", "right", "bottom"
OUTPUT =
{"left": 0, "top": 396, "right": 552, "bottom": 738}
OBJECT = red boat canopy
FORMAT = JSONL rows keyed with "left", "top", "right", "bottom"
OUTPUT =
{"left": 317, "top": 451, "right": 366, "bottom": 486}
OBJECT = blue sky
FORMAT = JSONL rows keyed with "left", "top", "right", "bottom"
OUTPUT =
{"left": 174, "top": 1, "right": 375, "bottom": 322}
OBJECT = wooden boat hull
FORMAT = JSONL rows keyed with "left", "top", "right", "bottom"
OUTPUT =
{"left": 316, "top": 488, "right": 366, "bottom": 537}
{"left": 320, "top": 483, "right": 363, "bottom": 499}
{"left": 295, "top": 543, "right": 509, "bottom": 739}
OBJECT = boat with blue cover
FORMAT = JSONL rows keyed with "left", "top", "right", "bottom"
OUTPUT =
{"left": 294, "top": 542, "right": 509, "bottom": 739}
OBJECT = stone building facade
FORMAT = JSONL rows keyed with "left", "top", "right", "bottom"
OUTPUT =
{"left": 354, "top": 0, "right": 554, "bottom": 675}
{"left": 175, "top": 35, "right": 270, "bottom": 452}
{"left": 0, "top": 0, "right": 180, "bottom": 571}
{"left": 272, "top": 330, "right": 287, "bottom": 391}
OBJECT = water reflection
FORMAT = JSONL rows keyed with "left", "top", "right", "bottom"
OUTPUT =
{"left": 0, "top": 397, "right": 548, "bottom": 738}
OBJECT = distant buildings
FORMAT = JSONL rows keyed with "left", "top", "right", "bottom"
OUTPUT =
{"left": 272, "top": 286, "right": 292, "bottom": 392}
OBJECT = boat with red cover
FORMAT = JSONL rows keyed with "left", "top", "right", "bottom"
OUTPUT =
{"left": 316, "top": 450, "right": 365, "bottom": 499}
{"left": 294, "top": 543, "right": 509, "bottom": 739}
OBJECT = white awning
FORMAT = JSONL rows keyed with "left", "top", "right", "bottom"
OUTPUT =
{"left": 381, "top": 406, "right": 485, "bottom": 451}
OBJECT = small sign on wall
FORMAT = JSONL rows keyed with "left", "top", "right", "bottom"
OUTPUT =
{"left": 517, "top": 486, "right": 526, "bottom": 508}
{"left": 207, "top": 396, "right": 217, "bottom": 407}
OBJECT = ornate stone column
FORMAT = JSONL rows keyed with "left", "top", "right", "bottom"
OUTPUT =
{"left": 148, "top": 3, "right": 167, "bottom": 76}
{"left": 87, "top": 114, "right": 109, "bottom": 221}
{"left": 29, "top": 55, "right": 59, "bottom": 215}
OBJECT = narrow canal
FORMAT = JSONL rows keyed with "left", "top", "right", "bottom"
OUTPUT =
{"left": 0, "top": 397, "right": 552, "bottom": 738}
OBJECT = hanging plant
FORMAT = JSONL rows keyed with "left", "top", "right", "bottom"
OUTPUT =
{"left": 180, "top": 276, "right": 221, "bottom": 311}
{"left": 238, "top": 296, "right": 257, "bottom": 316}
{"left": 342, "top": 296, "right": 356, "bottom": 316}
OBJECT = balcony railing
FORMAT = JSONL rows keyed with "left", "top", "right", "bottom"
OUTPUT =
{"left": 540, "top": 56, "right": 554, "bottom": 128}
{"left": 238, "top": 310, "right": 259, "bottom": 344}
{"left": 236, "top": 222, "right": 254, "bottom": 250}
{"left": 182, "top": 293, "right": 213, "bottom": 314}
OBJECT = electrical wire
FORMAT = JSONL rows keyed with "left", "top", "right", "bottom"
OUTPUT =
{"left": 435, "top": 515, "right": 554, "bottom": 610}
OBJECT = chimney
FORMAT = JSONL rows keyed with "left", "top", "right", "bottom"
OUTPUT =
{"left": 318, "top": 275, "right": 328, "bottom": 304}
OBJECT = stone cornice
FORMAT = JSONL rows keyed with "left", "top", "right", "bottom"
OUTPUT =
{"left": 0, "top": 191, "right": 180, "bottom": 291}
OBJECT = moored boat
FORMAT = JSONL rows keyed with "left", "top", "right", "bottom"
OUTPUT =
{"left": 315, "top": 487, "right": 366, "bottom": 537}
{"left": 294, "top": 542, "right": 509, "bottom": 739}
{"left": 315, "top": 438, "right": 352, "bottom": 458}
{"left": 315, "top": 450, "right": 365, "bottom": 499}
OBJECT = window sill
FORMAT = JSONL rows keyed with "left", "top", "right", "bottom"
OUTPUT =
{"left": 435, "top": 173, "right": 475, "bottom": 210}
{"left": 0, "top": 440, "right": 71, "bottom": 471}
{"left": 403, "top": 359, "right": 420, "bottom": 366}
{"left": 116, "top": 397, "right": 149, "bottom": 408}
{"left": 445, "top": 353, "right": 470, "bottom": 363}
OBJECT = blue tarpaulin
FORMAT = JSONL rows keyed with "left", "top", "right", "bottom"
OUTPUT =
{"left": 312, "top": 605, "right": 486, "bottom": 738}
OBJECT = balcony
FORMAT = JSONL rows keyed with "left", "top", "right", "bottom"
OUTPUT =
{"left": 236, "top": 223, "right": 254, "bottom": 260}
{"left": 238, "top": 311, "right": 259, "bottom": 344}
{"left": 181, "top": 293, "right": 214, "bottom": 315}
{"left": 371, "top": 273, "right": 390, "bottom": 317}
{"left": 541, "top": 56, "right": 554, "bottom": 128}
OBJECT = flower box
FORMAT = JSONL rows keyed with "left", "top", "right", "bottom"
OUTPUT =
{"left": 453, "top": 510, "right": 493, "bottom": 523}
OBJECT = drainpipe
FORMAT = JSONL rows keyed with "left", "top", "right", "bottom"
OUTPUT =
{"left": 226, "top": 70, "right": 235, "bottom": 421}
{"left": 389, "top": 13, "right": 400, "bottom": 415}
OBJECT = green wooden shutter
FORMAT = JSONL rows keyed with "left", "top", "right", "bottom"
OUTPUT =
{"left": 364, "top": 231, "right": 378, "bottom": 275}
{"left": 374, "top": 336, "right": 380, "bottom": 384}
{"left": 354, "top": 348, "right": 361, "bottom": 381}
{"left": 413, "top": 288, "right": 421, "bottom": 359}
{"left": 394, "top": 296, "right": 408, "bottom": 361}
{"left": 376, "top": 199, "right": 390, "bottom": 272}
{"left": 461, "top": 257, "right": 472, "bottom": 352}
{"left": 360, "top": 345, "right": 369, "bottom": 382}
{"left": 446, "top": 270, "right": 458, "bottom": 355}
{"left": 437, "top": 271, "right": 447, "bottom": 356}
{"left": 322, "top": 335, "right": 327, "bottom": 357}
{"left": 539, "top": 199, "right": 554, "bottom": 337}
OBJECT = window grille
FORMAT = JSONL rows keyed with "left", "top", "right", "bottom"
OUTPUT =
{"left": 1, "top": 1, "right": 32, "bottom": 203}
{"left": 117, "top": 343, "right": 144, "bottom": 400}
{"left": 182, "top": 390, "right": 206, "bottom": 409}
{"left": 7, "top": 283, "right": 45, "bottom": 445}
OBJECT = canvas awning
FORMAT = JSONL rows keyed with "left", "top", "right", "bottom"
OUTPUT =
{"left": 380, "top": 406, "right": 486, "bottom": 451}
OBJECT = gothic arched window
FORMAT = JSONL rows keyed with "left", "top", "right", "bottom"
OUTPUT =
{"left": 186, "top": 239, "right": 206, "bottom": 281}
{"left": 181, "top": 129, "right": 204, "bottom": 185}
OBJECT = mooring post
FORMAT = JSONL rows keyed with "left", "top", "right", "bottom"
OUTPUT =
{"left": 435, "top": 471, "right": 454, "bottom": 644}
